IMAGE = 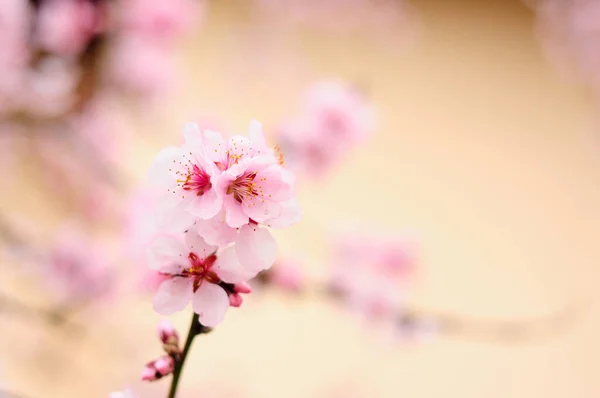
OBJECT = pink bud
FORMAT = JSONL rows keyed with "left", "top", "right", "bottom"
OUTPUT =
{"left": 228, "top": 293, "right": 244, "bottom": 307}
{"left": 233, "top": 282, "right": 252, "bottom": 294}
{"left": 141, "top": 365, "right": 158, "bottom": 381}
{"left": 157, "top": 319, "right": 179, "bottom": 346}
{"left": 154, "top": 355, "right": 175, "bottom": 376}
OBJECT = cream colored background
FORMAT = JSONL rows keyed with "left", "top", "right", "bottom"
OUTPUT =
{"left": 3, "top": 0, "right": 600, "bottom": 397}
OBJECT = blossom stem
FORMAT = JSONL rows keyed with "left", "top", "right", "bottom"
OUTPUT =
{"left": 167, "top": 312, "right": 211, "bottom": 398}
{"left": 299, "top": 279, "right": 579, "bottom": 342}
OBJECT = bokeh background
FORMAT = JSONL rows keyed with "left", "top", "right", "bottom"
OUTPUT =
{"left": 2, "top": 0, "right": 600, "bottom": 397}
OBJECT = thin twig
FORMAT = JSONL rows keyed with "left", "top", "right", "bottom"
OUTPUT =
{"left": 167, "top": 312, "right": 212, "bottom": 398}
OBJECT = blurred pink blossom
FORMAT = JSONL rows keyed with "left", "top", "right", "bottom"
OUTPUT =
{"left": 24, "top": 56, "right": 79, "bottom": 118}
{"left": 35, "top": 0, "right": 102, "bottom": 56}
{"left": 108, "top": 37, "right": 176, "bottom": 97}
{"left": 42, "top": 223, "right": 114, "bottom": 303}
{"left": 277, "top": 80, "right": 374, "bottom": 178}
{"left": 329, "top": 228, "right": 416, "bottom": 322}
{"left": 270, "top": 257, "right": 304, "bottom": 293}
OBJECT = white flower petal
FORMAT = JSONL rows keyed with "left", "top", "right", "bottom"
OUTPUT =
{"left": 192, "top": 283, "right": 229, "bottom": 327}
{"left": 153, "top": 277, "right": 193, "bottom": 315}
{"left": 235, "top": 225, "right": 277, "bottom": 273}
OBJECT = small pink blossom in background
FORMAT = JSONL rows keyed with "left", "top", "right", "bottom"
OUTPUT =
{"left": 534, "top": 0, "right": 600, "bottom": 91}
{"left": 69, "top": 97, "right": 129, "bottom": 166}
{"left": 119, "top": 0, "right": 200, "bottom": 45}
{"left": 276, "top": 80, "right": 374, "bottom": 178}
{"left": 329, "top": 228, "right": 417, "bottom": 323}
{"left": 147, "top": 230, "right": 257, "bottom": 326}
{"left": 108, "top": 37, "right": 176, "bottom": 98}
{"left": 42, "top": 223, "right": 114, "bottom": 304}
{"left": 35, "top": 0, "right": 103, "bottom": 57}
{"left": 269, "top": 257, "right": 305, "bottom": 292}
{"left": 24, "top": 56, "right": 79, "bottom": 118}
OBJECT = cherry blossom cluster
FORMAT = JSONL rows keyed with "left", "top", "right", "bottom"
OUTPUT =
{"left": 146, "top": 121, "right": 301, "bottom": 326}
{"left": 276, "top": 80, "right": 374, "bottom": 178}
{"left": 0, "top": 0, "right": 198, "bottom": 120}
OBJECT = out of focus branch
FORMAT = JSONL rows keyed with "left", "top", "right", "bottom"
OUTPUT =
{"left": 262, "top": 270, "right": 580, "bottom": 343}
{"left": 0, "top": 290, "right": 83, "bottom": 334}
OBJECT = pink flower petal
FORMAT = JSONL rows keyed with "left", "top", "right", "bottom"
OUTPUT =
{"left": 147, "top": 234, "right": 187, "bottom": 271}
{"left": 154, "top": 193, "right": 194, "bottom": 232}
{"left": 265, "top": 198, "right": 302, "bottom": 228}
{"left": 201, "top": 129, "right": 227, "bottom": 162}
{"left": 186, "top": 188, "right": 222, "bottom": 220}
{"left": 192, "top": 282, "right": 229, "bottom": 327}
{"left": 153, "top": 277, "right": 193, "bottom": 315}
{"left": 182, "top": 122, "right": 202, "bottom": 148}
{"left": 235, "top": 224, "right": 277, "bottom": 273}
{"left": 147, "top": 146, "right": 181, "bottom": 188}
{"left": 224, "top": 195, "right": 250, "bottom": 228}
{"left": 214, "top": 246, "right": 256, "bottom": 283}
{"left": 194, "top": 212, "right": 237, "bottom": 247}
{"left": 242, "top": 197, "right": 282, "bottom": 223}
{"left": 184, "top": 230, "right": 216, "bottom": 259}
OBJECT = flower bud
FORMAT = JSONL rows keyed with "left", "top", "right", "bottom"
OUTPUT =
{"left": 228, "top": 293, "right": 243, "bottom": 308}
{"left": 141, "top": 364, "right": 159, "bottom": 382}
{"left": 157, "top": 319, "right": 179, "bottom": 346}
{"left": 233, "top": 282, "right": 252, "bottom": 294}
{"left": 141, "top": 355, "right": 175, "bottom": 382}
{"left": 154, "top": 355, "right": 175, "bottom": 376}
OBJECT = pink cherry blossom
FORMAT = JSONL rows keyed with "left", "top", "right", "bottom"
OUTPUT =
{"left": 147, "top": 230, "right": 256, "bottom": 326}
{"left": 148, "top": 123, "right": 222, "bottom": 231}
{"left": 108, "top": 37, "right": 176, "bottom": 98}
{"left": 276, "top": 80, "right": 374, "bottom": 177}
{"left": 329, "top": 229, "right": 416, "bottom": 322}
{"left": 35, "top": 0, "right": 102, "bottom": 57}
{"left": 213, "top": 146, "right": 296, "bottom": 228}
